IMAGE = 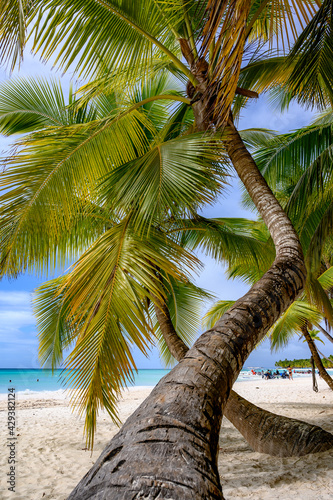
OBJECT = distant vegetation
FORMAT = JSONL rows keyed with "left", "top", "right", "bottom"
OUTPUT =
{"left": 276, "top": 357, "right": 333, "bottom": 369}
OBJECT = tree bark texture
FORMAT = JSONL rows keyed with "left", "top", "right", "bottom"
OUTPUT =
{"left": 154, "top": 298, "right": 333, "bottom": 457}
{"left": 68, "top": 119, "right": 307, "bottom": 499}
{"left": 224, "top": 391, "right": 333, "bottom": 456}
{"left": 303, "top": 327, "right": 333, "bottom": 391}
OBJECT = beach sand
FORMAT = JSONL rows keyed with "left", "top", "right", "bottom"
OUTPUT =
{"left": 0, "top": 377, "right": 332, "bottom": 499}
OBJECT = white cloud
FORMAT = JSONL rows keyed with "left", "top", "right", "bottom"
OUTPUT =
{"left": 0, "top": 291, "right": 31, "bottom": 308}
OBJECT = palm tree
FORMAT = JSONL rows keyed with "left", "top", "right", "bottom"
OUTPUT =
{"left": 0, "top": 73, "right": 302, "bottom": 457}
{"left": 0, "top": 1, "right": 332, "bottom": 498}
{"left": 204, "top": 106, "right": 333, "bottom": 390}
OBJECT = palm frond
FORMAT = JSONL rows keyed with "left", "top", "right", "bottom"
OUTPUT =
{"left": 202, "top": 0, "right": 251, "bottom": 126}
{"left": 43, "top": 218, "right": 198, "bottom": 448}
{"left": 239, "top": 128, "right": 277, "bottom": 150}
{"left": 98, "top": 133, "right": 227, "bottom": 230}
{"left": 31, "top": 0, "right": 190, "bottom": 81}
{"left": 202, "top": 299, "right": 236, "bottom": 330}
{"left": 306, "top": 275, "right": 333, "bottom": 328}
{"left": 270, "top": 300, "right": 323, "bottom": 352}
{"left": 286, "top": 0, "right": 333, "bottom": 110}
{"left": 0, "top": 0, "right": 30, "bottom": 70}
{"left": 246, "top": 1, "right": 318, "bottom": 49}
{"left": 0, "top": 107, "right": 151, "bottom": 277}
{"left": 169, "top": 216, "right": 271, "bottom": 269}
{"left": 0, "top": 77, "right": 80, "bottom": 134}
{"left": 34, "top": 276, "right": 77, "bottom": 370}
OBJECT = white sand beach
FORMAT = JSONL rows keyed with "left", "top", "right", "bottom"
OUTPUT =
{"left": 0, "top": 377, "right": 332, "bottom": 500}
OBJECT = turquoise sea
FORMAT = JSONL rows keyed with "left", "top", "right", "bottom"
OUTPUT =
{"left": 1, "top": 367, "right": 332, "bottom": 396}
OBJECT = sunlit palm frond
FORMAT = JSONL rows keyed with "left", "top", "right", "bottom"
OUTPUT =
{"left": 56, "top": 218, "right": 198, "bottom": 447}
{"left": 270, "top": 300, "right": 323, "bottom": 352}
{"left": 254, "top": 122, "right": 333, "bottom": 189}
{"left": 306, "top": 275, "right": 333, "bottom": 328}
{"left": 34, "top": 276, "right": 77, "bottom": 370}
{"left": 169, "top": 216, "right": 272, "bottom": 270}
{"left": 202, "top": 299, "right": 236, "bottom": 330}
{"left": 98, "top": 133, "right": 227, "bottom": 230}
{"left": 0, "top": 77, "right": 82, "bottom": 134}
{"left": 0, "top": 0, "right": 30, "bottom": 70}
{"left": 318, "top": 266, "right": 333, "bottom": 292}
{"left": 31, "top": 0, "right": 190, "bottom": 82}
{"left": 0, "top": 108, "right": 151, "bottom": 277}
{"left": 239, "top": 128, "right": 277, "bottom": 150}
{"left": 246, "top": 1, "right": 319, "bottom": 50}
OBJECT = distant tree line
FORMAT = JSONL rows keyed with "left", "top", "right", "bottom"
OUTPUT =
{"left": 276, "top": 357, "right": 333, "bottom": 369}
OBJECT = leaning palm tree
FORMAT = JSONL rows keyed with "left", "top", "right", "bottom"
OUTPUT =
{"left": 1, "top": 1, "right": 333, "bottom": 498}
{"left": 0, "top": 74, "right": 288, "bottom": 452}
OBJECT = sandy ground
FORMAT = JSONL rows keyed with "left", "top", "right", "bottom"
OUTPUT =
{"left": 0, "top": 377, "right": 332, "bottom": 499}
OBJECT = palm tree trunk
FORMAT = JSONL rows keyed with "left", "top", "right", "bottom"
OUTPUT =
{"left": 317, "top": 324, "right": 333, "bottom": 344}
{"left": 302, "top": 326, "right": 333, "bottom": 390}
{"left": 69, "top": 120, "right": 307, "bottom": 499}
{"left": 224, "top": 390, "right": 333, "bottom": 456}
{"left": 154, "top": 300, "right": 333, "bottom": 457}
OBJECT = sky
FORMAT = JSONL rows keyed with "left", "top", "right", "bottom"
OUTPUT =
{"left": 0, "top": 44, "right": 329, "bottom": 370}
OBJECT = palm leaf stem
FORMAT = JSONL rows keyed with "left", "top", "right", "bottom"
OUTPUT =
{"left": 153, "top": 2, "right": 181, "bottom": 41}
{"left": 182, "top": 1, "right": 198, "bottom": 59}
{"left": 317, "top": 348, "right": 333, "bottom": 363}
{"left": 245, "top": 0, "right": 270, "bottom": 39}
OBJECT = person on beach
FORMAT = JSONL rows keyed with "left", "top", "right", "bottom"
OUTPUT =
{"left": 287, "top": 366, "right": 293, "bottom": 380}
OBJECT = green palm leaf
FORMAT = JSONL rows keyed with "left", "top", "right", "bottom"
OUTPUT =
{"left": 31, "top": 0, "right": 189, "bottom": 81}
{"left": 0, "top": 0, "right": 29, "bottom": 70}
{"left": 169, "top": 216, "right": 271, "bottom": 267}
{"left": 34, "top": 276, "right": 77, "bottom": 370}
{"left": 202, "top": 300, "right": 236, "bottom": 330}
{"left": 98, "top": 133, "right": 227, "bottom": 229}
{"left": 35, "top": 217, "right": 199, "bottom": 447}
{"left": 0, "top": 106, "right": 150, "bottom": 276}
{"left": 286, "top": 0, "right": 333, "bottom": 110}
{"left": 270, "top": 300, "right": 323, "bottom": 352}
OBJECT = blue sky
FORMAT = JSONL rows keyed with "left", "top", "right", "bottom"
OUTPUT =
{"left": 0, "top": 48, "right": 329, "bottom": 370}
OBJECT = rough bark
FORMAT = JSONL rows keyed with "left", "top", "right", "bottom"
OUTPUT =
{"left": 155, "top": 298, "right": 333, "bottom": 457}
{"left": 303, "top": 326, "right": 333, "bottom": 391}
{"left": 224, "top": 391, "right": 333, "bottom": 456}
{"left": 153, "top": 301, "right": 189, "bottom": 361}
{"left": 68, "top": 117, "right": 307, "bottom": 499}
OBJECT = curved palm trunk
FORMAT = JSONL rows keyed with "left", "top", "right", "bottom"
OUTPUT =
{"left": 69, "top": 121, "right": 306, "bottom": 499}
{"left": 317, "top": 324, "right": 333, "bottom": 344}
{"left": 224, "top": 390, "right": 333, "bottom": 456}
{"left": 302, "top": 326, "right": 333, "bottom": 390}
{"left": 154, "top": 301, "right": 333, "bottom": 457}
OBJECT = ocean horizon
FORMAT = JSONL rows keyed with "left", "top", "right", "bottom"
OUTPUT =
{"left": 1, "top": 367, "right": 331, "bottom": 397}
